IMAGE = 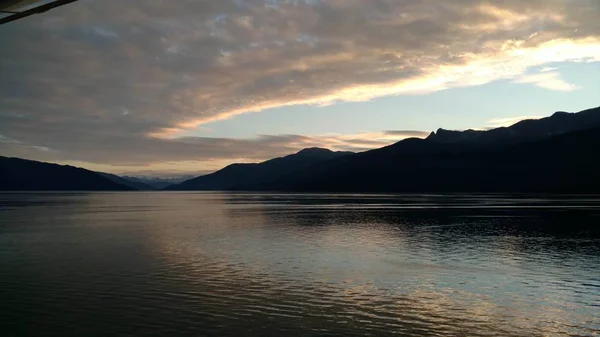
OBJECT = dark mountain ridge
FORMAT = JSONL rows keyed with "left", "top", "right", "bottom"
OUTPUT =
{"left": 227, "top": 106, "right": 600, "bottom": 192}
{"left": 167, "top": 147, "right": 353, "bottom": 190}
{"left": 122, "top": 176, "right": 194, "bottom": 189}
{"left": 426, "top": 106, "right": 600, "bottom": 147}
{"left": 2, "top": 106, "right": 598, "bottom": 192}
{"left": 0, "top": 156, "right": 134, "bottom": 191}
{"left": 262, "top": 125, "right": 600, "bottom": 193}
{"left": 98, "top": 172, "right": 156, "bottom": 191}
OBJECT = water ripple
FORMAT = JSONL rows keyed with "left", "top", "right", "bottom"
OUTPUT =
{"left": 1, "top": 192, "right": 599, "bottom": 336}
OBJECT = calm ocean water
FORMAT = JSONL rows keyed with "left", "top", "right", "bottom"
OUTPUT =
{"left": 0, "top": 192, "right": 599, "bottom": 336}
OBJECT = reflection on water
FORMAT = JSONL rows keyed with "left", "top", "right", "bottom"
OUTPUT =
{"left": 0, "top": 192, "right": 599, "bottom": 336}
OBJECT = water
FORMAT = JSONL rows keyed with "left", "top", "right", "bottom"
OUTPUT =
{"left": 0, "top": 192, "right": 599, "bottom": 336}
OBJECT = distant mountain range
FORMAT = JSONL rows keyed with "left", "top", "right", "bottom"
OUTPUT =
{"left": 167, "top": 148, "right": 353, "bottom": 190}
{"left": 172, "top": 106, "right": 600, "bottom": 193}
{"left": 263, "top": 124, "right": 600, "bottom": 193}
{"left": 98, "top": 172, "right": 156, "bottom": 191}
{"left": 426, "top": 106, "right": 600, "bottom": 147}
{"left": 0, "top": 157, "right": 133, "bottom": 191}
{"left": 1, "top": 106, "right": 599, "bottom": 192}
{"left": 123, "top": 176, "right": 195, "bottom": 190}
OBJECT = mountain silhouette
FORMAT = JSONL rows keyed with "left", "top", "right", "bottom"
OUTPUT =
{"left": 196, "top": 106, "right": 600, "bottom": 193}
{"left": 426, "top": 106, "right": 600, "bottom": 147}
{"left": 123, "top": 176, "right": 194, "bottom": 189}
{"left": 167, "top": 147, "right": 353, "bottom": 190}
{"left": 259, "top": 125, "right": 600, "bottom": 193}
{"left": 3, "top": 106, "right": 599, "bottom": 192}
{"left": 98, "top": 172, "right": 156, "bottom": 190}
{"left": 0, "top": 156, "right": 134, "bottom": 191}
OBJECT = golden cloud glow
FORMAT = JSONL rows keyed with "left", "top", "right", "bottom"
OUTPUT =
{"left": 150, "top": 38, "right": 600, "bottom": 139}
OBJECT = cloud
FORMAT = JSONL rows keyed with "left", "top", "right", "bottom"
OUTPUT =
{"left": 384, "top": 130, "right": 431, "bottom": 138}
{"left": 514, "top": 71, "right": 578, "bottom": 91}
{"left": 0, "top": 134, "right": 17, "bottom": 144}
{"left": 0, "top": 0, "right": 599, "bottom": 171}
{"left": 486, "top": 116, "right": 543, "bottom": 128}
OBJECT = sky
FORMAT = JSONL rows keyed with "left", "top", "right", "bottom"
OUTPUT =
{"left": 0, "top": 0, "right": 599, "bottom": 176}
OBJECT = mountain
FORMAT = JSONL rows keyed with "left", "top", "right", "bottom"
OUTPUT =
{"left": 427, "top": 106, "right": 600, "bottom": 147}
{"left": 0, "top": 156, "right": 133, "bottom": 191}
{"left": 262, "top": 126, "right": 599, "bottom": 193}
{"left": 98, "top": 173, "right": 156, "bottom": 191}
{"left": 3, "top": 106, "right": 598, "bottom": 193}
{"left": 251, "top": 106, "right": 600, "bottom": 193}
{"left": 168, "top": 148, "right": 353, "bottom": 190}
{"left": 123, "top": 176, "right": 195, "bottom": 189}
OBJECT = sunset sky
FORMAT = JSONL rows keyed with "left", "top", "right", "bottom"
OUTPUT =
{"left": 1, "top": 0, "right": 599, "bottom": 176}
